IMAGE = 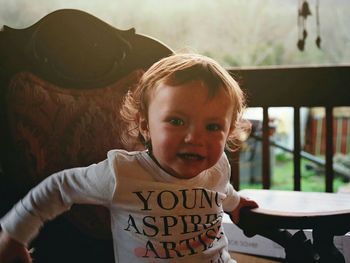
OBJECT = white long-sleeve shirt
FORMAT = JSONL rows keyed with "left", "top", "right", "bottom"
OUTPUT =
{"left": 0, "top": 149, "right": 240, "bottom": 263}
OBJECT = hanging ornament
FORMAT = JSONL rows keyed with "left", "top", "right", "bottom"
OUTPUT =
{"left": 297, "top": 0, "right": 321, "bottom": 51}
{"left": 300, "top": 0, "right": 312, "bottom": 19}
{"left": 315, "top": 0, "right": 321, "bottom": 48}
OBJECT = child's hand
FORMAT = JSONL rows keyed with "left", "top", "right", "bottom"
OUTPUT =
{"left": 0, "top": 231, "right": 32, "bottom": 263}
{"left": 229, "top": 196, "right": 258, "bottom": 224}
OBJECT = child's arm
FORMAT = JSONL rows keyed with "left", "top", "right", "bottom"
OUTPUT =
{"left": 228, "top": 195, "right": 258, "bottom": 224}
{"left": 0, "top": 158, "right": 115, "bottom": 250}
{"left": 0, "top": 230, "right": 32, "bottom": 263}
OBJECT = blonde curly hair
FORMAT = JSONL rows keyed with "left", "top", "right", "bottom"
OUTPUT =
{"left": 120, "top": 53, "right": 250, "bottom": 151}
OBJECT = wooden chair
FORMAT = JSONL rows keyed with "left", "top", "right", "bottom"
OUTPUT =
{"left": 0, "top": 9, "right": 172, "bottom": 262}
{"left": 228, "top": 66, "right": 350, "bottom": 262}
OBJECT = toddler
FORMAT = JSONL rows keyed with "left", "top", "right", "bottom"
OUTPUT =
{"left": 0, "top": 53, "right": 257, "bottom": 263}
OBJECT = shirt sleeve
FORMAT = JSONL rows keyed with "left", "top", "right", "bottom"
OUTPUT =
{"left": 0, "top": 158, "right": 115, "bottom": 246}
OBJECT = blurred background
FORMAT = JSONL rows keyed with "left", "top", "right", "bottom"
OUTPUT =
{"left": 1, "top": 0, "right": 350, "bottom": 66}
{"left": 1, "top": 0, "right": 349, "bottom": 191}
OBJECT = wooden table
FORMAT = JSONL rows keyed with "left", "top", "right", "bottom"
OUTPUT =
{"left": 238, "top": 189, "right": 350, "bottom": 263}
{"left": 230, "top": 252, "right": 283, "bottom": 263}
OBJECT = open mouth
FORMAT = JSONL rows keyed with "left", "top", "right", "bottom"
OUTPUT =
{"left": 177, "top": 153, "right": 205, "bottom": 161}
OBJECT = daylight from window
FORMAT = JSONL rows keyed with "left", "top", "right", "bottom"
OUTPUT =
{"left": 1, "top": 0, "right": 349, "bottom": 67}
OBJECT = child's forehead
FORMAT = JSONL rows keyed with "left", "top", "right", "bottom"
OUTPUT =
{"left": 152, "top": 79, "right": 233, "bottom": 101}
{"left": 148, "top": 80, "right": 233, "bottom": 109}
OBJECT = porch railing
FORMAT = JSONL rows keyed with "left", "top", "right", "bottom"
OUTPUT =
{"left": 228, "top": 65, "right": 350, "bottom": 192}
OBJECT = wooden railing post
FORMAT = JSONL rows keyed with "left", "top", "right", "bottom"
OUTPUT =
{"left": 325, "top": 107, "right": 334, "bottom": 192}
{"left": 229, "top": 150, "right": 240, "bottom": 190}
{"left": 293, "top": 107, "right": 301, "bottom": 191}
{"left": 262, "top": 107, "right": 271, "bottom": 189}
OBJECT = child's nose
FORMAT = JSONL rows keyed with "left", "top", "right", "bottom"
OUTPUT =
{"left": 184, "top": 126, "right": 204, "bottom": 145}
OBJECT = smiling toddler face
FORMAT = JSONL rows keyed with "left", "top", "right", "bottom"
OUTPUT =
{"left": 139, "top": 79, "right": 234, "bottom": 179}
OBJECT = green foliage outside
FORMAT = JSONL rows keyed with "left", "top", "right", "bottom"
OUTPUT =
{"left": 240, "top": 152, "right": 347, "bottom": 192}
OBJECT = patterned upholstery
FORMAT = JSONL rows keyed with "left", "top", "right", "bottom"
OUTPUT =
{"left": 5, "top": 70, "right": 144, "bottom": 238}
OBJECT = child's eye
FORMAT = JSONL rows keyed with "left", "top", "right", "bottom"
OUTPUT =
{"left": 169, "top": 118, "right": 184, "bottom": 126}
{"left": 206, "top": 123, "right": 221, "bottom": 131}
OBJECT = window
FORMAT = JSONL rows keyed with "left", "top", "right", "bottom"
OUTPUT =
{"left": 1, "top": 0, "right": 349, "bottom": 67}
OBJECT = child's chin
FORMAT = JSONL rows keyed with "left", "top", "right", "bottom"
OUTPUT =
{"left": 172, "top": 169, "right": 204, "bottom": 179}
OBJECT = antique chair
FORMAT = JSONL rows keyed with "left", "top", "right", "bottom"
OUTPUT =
{"left": 0, "top": 9, "right": 172, "bottom": 262}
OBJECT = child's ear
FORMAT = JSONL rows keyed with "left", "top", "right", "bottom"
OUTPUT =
{"left": 138, "top": 114, "right": 150, "bottom": 141}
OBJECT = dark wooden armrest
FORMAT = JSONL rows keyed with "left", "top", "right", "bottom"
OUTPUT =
{"left": 237, "top": 189, "right": 350, "bottom": 263}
